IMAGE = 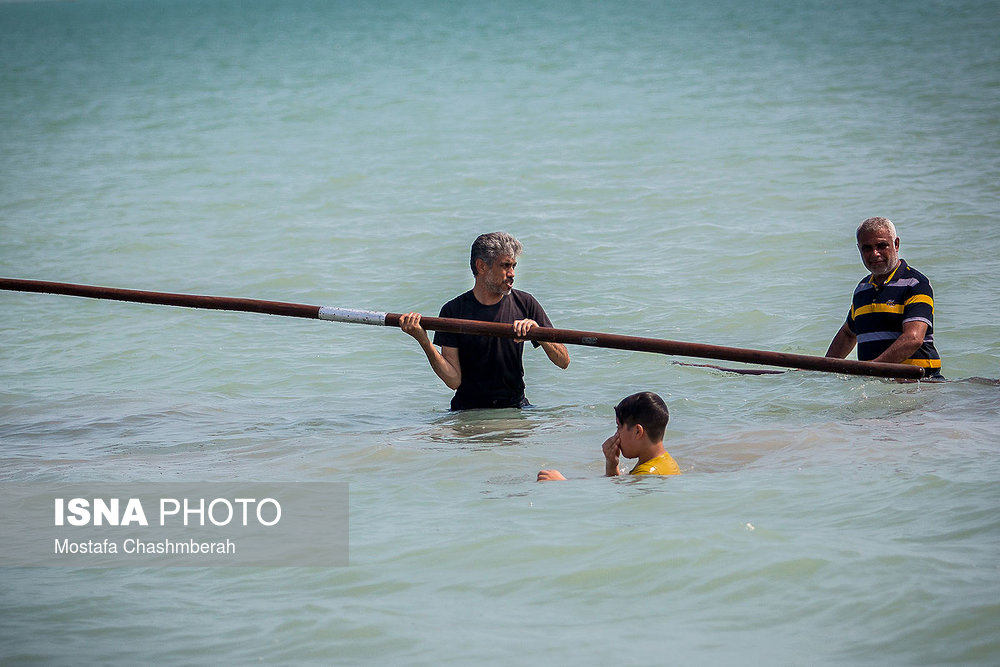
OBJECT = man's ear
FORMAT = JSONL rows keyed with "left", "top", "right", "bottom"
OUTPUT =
{"left": 633, "top": 423, "right": 645, "bottom": 439}
{"left": 474, "top": 257, "right": 488, "bottom": 275}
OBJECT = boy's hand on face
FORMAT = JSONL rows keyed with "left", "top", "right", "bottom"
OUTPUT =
{"left": 602, "top": 432, "right": 620, "bottom": 455}
{"left": 602, "top": 432, "right": 621, "bottom": 465}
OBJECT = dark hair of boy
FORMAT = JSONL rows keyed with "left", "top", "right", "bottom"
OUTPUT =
{"left": 614, "top": 391, "right": 669, "bottom": 443}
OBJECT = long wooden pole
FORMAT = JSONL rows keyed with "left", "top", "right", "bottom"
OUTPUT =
{"left": 0, "top": 278, "right": 924, "bottom": 379}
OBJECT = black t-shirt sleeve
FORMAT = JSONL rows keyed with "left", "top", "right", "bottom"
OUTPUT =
{"left": 515, "top": 291, "right": 552, "bottom": 347}
{"left": 432, "top": 297, "right": 462, "bottom": 348}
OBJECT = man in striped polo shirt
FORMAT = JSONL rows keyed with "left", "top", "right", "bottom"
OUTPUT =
{"left": 825, "top": 217, "right": 942, "bottom": 377}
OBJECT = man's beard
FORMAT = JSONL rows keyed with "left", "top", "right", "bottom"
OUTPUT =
{"left": 487, "top": 277, "right": 513, "bottom": 296}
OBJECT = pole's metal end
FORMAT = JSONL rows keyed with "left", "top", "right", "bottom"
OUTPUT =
{"left": 317, "top": 307, "right": 387, "bottom": 326}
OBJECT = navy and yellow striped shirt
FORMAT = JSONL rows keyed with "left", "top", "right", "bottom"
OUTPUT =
{"left": 846, "top": 259, "right": 941, "bottom": 374}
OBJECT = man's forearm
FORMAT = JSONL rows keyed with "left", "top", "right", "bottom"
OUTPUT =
{"left": 421, "top": 341, "right": 461, "bottom": 389}
{"left": 541, "top": 341, "right": 570, "bottom": 369}
{"left": 872, "top": 334, "right": 922, "bottom": 364}
{"left": 825, "top": 324, "right": 857, "bottom": 359}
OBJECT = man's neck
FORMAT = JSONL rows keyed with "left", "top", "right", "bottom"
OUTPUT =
{"left": 472, "top": 283, "right": 507, "bottom": 306}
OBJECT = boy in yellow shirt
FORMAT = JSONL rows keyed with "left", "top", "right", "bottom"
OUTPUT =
{"left": 538, "top": 391, "right": 680, "bottom": 481}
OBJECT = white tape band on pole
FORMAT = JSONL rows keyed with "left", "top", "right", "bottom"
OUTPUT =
{"left": 317, "top": 307, "right": 388, "bottom": 326}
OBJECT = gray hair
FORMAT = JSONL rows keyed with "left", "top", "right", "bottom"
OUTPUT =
{"left": 856, "top": 216, "right": 897, "bottom": 241}
{"left": 470, "top": 232, "right": 523, "bottom": 275}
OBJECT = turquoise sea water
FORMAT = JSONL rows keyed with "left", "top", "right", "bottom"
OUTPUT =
{"left": 2, "top": 0, "right": 999, "bottom": 663}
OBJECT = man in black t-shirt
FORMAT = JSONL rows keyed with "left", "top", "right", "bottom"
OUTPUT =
{"left": 400, "top": 232, "right": 570, "bottom": 410}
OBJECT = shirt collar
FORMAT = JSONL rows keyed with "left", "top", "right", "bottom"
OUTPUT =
{"left": 868, "top": 258, "right": 906, "bottom": 287}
